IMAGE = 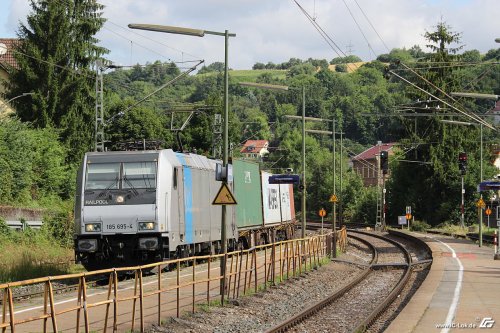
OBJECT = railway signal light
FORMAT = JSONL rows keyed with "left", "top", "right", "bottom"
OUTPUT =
{"left": 458, "top": 152, "right": 467, "bottom": 175}
{"left": 380, "top": 151, "right": 389, "bottom": 174}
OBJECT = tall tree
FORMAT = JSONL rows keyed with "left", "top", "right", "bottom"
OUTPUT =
{"left": 387, "top": 21, "right": 484, "bottom": 226}
{"left": 6, "top": 0, "right": 108, "bottom": 162}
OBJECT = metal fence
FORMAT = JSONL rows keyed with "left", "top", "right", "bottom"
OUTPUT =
{"left": 4, "top": 221, "right": 43, "bottom": 231}
{"left": 0, "top": 227, "right": 347, "bottom": 333}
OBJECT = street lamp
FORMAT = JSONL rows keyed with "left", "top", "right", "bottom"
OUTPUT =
{"left": 129, "top": 23, "right": 235, "bottom": 297}
{"left": 239, "top": 82, "right": 341, "bottom": 256}
{"left": 451, "top": 92, "right": 499, "bottom": 101}
{"left": 0, "top": 92, "right": 35, "bottom": 113}
{"left": 238, "top": 82, "right": 308, "bottom": 237}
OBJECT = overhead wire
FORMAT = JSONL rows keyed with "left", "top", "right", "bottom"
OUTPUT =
{"left": 106, "top": 59, "right": 205, "bottom": 124}
{"left": 103, "top": 26, "right": 174, "bottom": 63}
{"left": 352, "top": 0, "right": 390, "bottom": 53}
{"left": 393, "top": 61, "right": 500, "bottom": 71}
{"left": 388, "top": 69, "right": 494, "bottom": 130}
{"left": 292, "top": 0, "right": 357, "bottom": 72}
{"left": 341, "top": 0, "right": 378, "bottom": 59}
{"left": 397, "top": 61, "right": 491, "bottom": 126}
{"left": 104, "top": 20, "right": 202, "bottom": 62}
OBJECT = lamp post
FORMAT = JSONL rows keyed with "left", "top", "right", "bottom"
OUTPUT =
{"left": 0, "top": 92, "right": 35, "bottom": 113}
{"left": 129, "top": 23, "right": 235, "bottom": 296}
{"left": 239, "top": 82, "right": 343, "bottom": 255}
{"left": 238, "top": 82, "right": 310, "bottom": 237}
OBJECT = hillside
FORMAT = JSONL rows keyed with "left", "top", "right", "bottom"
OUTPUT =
{"left": 197, "top": 69, "right": 288, "bottom": 82}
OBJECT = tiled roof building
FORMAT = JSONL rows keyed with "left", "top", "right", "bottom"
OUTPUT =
{"left": 0, "top": 38, "right": 19, "bottom": 71}
{"left": 351, "top": 143, "right": 395, "bottom": 187}
{"left": 240, "top": 140, "right": 269, "bottom": 160}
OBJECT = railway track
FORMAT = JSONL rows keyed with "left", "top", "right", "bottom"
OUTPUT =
{"left": 265, "top": 230, "right": 431, "bottom": 333}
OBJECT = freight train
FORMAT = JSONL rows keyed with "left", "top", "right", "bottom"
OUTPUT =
{"left": 74, "top": 149, "right": 296, "bottom": 270}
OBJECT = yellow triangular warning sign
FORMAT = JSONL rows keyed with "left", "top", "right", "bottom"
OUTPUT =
{"left": 212, "top": 183, "right": 238, "bottom": 205}
{"left": 329, "top": 194, "right": 338, "bottom": 203}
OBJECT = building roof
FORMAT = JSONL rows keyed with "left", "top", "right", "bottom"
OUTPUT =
{"left": 0, "top": 38, "right": 20, "bottom": 70}
{"left": 351, "top": 142, "right": 396, "bottom": 161}
{"left": 487, "top": 100, "right": 500, "bottom": 113}
{"left": 240, "top": 140, "right": 269, "bottom": 154}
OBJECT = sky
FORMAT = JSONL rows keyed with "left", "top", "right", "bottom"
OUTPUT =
{"left": 0, "top": 0, "right": 499, "bottom": 70}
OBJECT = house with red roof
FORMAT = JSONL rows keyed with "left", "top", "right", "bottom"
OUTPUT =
{"left": 0, "top": 38, "right": 20, "bottom": 114}
{"left": 351, "top": 142, "right": 396, "bottom": 187}
{"left": 240, "top": 140, "right": 269, "bottom": 160}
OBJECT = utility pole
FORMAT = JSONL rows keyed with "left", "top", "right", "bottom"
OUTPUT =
{"left": 339, "top": 127, "right": 343, "bottom": 225}
{"left": 212, "top": 113, "right": 222, "bottom": 159}
{"left": 332, "top": 117, "right": 337, "bottom": 258}
{"left": 301, "top": 86, "right": 306, "bottom": 238}
{"left": 95, "top": 60, "right": 105, "bottom": 152}
{"left": 375, "top": 142, "right": 382, "bottom": 229}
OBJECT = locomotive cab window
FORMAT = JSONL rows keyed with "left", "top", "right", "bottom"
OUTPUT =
{"left": 85, "top": 163, "right": 120, "bottom": 190}
{"left": 122, "top": 162, "right": 157, "bottom": 189}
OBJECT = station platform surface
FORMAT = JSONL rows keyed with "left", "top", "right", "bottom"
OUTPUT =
{"left": 385, "top": 232, "right": 500, "bottom": 333}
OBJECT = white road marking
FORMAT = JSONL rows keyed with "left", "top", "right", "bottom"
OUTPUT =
{"left": 428, "top": 236, "right": 464, "bottom": 333}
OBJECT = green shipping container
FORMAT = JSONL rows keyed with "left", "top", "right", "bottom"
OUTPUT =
{"left": 232, "top": 159, "right": 263, "bottom": 229}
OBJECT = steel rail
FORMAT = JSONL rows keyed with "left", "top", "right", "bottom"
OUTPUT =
{"left": 349, "top": 230, "right": 414, "bottom": 333}
{"left": 264, "top": 234, "right": 377, "bottom": 333}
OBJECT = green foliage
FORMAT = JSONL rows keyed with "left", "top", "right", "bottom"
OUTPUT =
{"left": 345, "top": 186, "right": 378, "bottom": 224}
{"left": 461, "top": 50, "right": 481, "bottom": 62}
{"left": 0, "top": 228, "right": 73, "bottom": 282}
{"left": 410, "top": 220, "right": 431, "bottom": 232}
{"left": 330, "top": 55, "right": 362, "bottom": 64}
{"left": 376, "top": 48, "right": 414, "bottom": 63}
{"left": 5, "top": 0, "right": 108, "bottom": 163}
{"left": 335, "top": 64, "right": 348, "bottom": 73}
{"left": 0, "top": 119, "right": 71, "bottom": 204}
{"left": 41, "top": 204, "right": 74, "bottom": 248}
{"left": 0, "top": 218, "right": 10, "bottom": 236}
{"left": 198, "top": 62, "right": 225, "bottom": 74}
{"left": 287, "top": 63, "right": 316, "bottom": 78}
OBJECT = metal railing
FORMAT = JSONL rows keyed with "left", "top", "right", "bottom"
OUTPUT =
{"left": 0, "top": 227, "right": 347, "bottom": 332}
{"left": 5, "top": 220, "right": 43, "bottom": 231}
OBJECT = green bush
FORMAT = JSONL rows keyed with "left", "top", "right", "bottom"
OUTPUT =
{"left": 0, "top": 218, "right": 11, "bottom": 236}
{"left": 0, "top": 119, "right": 73, "bottom": 205}
{"left": 410, "top": 220, "right": 431, "bottom": 232}
{"left": 41, "top": 208, "right": 74, "bottom": 248}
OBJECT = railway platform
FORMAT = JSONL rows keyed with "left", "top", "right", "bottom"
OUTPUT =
{"left": 386, "top": 232, "right": 500, "bottom": 332}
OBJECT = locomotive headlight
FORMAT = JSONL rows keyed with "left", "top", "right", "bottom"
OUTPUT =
{"left": 138, "top": 237, "right": 158, "bottom": 250}
{"left": 115, "top": 195, "right": 124, "bottom": 203}
{"left": 138, "top": 222, "right": 155, "bottom": 231}
{"left": 78, "top": 239, "right": 97, "bottom": 252}
{"left": 85, "top": 223, "right": 101, "bottom": 232}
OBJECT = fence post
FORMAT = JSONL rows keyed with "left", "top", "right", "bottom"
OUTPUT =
{"left": 158, "top": 266, "right": 162, "bottom": 325}
{"left": 131, "top": 272, "right": 138, "bottom": 331}
{"left": 192, "top": 259, "right": 196, "bottom": 313}
{"left": 139, "top": 269, "right": 144, "bottom": 332}
{"left": 113, "top": 270, "right": 118, "bottom": 332}
{"left": 326, "top": 234, "right": 332, "bottom": 257}
{"left": 103, "top": 273, "right": 114, "bottom": 332}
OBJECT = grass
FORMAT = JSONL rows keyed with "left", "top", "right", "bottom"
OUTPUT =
{"left": 197, "top": 69, "right": 288, "bottom": 83}
{"left": 428, "top": 222, "right": 498, "bottom": 236}
{"left": 0, "top": 232, "right": 75, "bottom": 283}
{"left": 197, "top": 299, "right": 223, "bottom": 312}
{"left": 428, "top": 223, "right": 468, "bottom": 236}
